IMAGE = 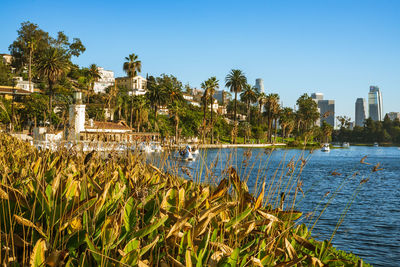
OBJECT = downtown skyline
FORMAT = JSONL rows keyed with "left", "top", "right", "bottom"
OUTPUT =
{"left": 1, "top": 0, "right": 399, "bottom": 118}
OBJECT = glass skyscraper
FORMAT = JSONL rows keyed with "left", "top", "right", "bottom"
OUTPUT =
{"left": 368, "top": 86, "right": 383, "bottom": 121}
{"left": 355, "top": 98, "right": 367, "bottom": 127}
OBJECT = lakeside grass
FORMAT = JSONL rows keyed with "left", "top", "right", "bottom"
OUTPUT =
{"left": 0, "top": 134, "right": 370, "bottom": 266}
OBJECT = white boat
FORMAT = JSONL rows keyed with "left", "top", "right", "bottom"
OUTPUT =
{"left": 139, "top": 143, "right": 154, "bottom": 153}
{"left": 178, "top": 145, "right": 195, "bottom": 161}
{"left": 342, "top": 142, "right": 350, "bottom": 148}
{"left": 151, "top": 143, "right": 163, "bottom": 152}
{"left": 374, "top": 142, "right": 379, "bottom": 147}
{"left": 321, "top": 143, "right": 330, "bottom": 152}
{"left": 191, "top": 146, "right": 199, "bottom": 155}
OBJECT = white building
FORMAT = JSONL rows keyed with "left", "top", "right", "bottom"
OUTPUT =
{"left": 93, "top": 67, "right": 115, "bottom": 94}
{"left": 116, "top": 75, "right": 147, "bottom": 96}
{"left": 14, "top": 77, "right": 35, "bottom": 93}
{"left": 183, "top": 94, "right": 201, "bottom": 107}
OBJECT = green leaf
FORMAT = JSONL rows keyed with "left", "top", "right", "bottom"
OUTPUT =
{"left": 123, "top": 238, "right": 140, "bottom": 254}
{"left": 123, "top": 197, "right": 137, "bottom": 232}
{"left": 227, "top": 247, "right": 240, "bottom": 267}
{"left": 225, "top": 207, "right": 252, "bottom": 230}
{"left": 84, "top": 234, "right": 102, "bottom": 264}
{"left": 132, "top": 215, "right": 168, "bottom": 239}
{"left": 29, "top": 238, "right": 46, "bottom": 267}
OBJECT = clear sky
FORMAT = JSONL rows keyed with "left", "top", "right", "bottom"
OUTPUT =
{"left": 1, "top": 0, "right": 399, "bottom": 119}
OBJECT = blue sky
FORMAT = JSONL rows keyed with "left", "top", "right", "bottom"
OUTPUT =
{"left": 1, "top": 0, "right": 399, "bottom": 119}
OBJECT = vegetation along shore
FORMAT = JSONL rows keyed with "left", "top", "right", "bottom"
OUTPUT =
{"left": 0, "top": 133, "right": 370, "bottom": 266}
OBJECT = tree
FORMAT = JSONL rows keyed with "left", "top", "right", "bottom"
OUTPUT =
{"left": 279, "top": 107, "right": 295, "bottom": 139}
{"left": 296, "top": 93, "right": 319, "bottom": 134}
{"left": 123, "top": 53, "right": 142, "bottom": 77}
{"left": 123, "top": 53, "right": 142, "bottom": 127}
{"left": 0, "top": 60, "right": 13, "bottom": 86}
{"left": 87, "top": 64, "right": 101, "bottom": 103}
{"left": 36, "top": 47, "right": 70, "bottom": 124}
{"left": 145, "top": 76, "right": 167, "bottom": 119}
{"left": 321, "top": 121, "right": 333, "bottom": 143}
{"left": 8, "top": 22, "right": 50, "bottom": 86}
{"left": 9, "top": 21, "right": 85, "bottom": 89}
{"left": 200, "top": 81, "right": 209, "bottom": 143}
{"left": 240, "top": 84, "right": 258, "bottom": 124}
{"left": 257, "top": 92, "right": 267, "bottom": 123}
{"left": 336, "top": 115, "right": 351, "bottom": 129}
{"left": 225, "top": 69, "right": 247, "bottom": 143}
{"left": 202, "top": 77, "right": 219, "bottom": 144}
{"left": 264, "top": 94, "right": 280, "bottom": 143}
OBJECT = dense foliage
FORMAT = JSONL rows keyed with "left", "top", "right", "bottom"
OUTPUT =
{"left": 334, "top": 116, "right": 400, "bottom": 144}
{"left": 0, "top": 134, "right": 369, "bottom": 266}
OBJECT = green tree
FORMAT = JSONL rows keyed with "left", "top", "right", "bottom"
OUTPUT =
{"left": 264, "top": 93, "right": 280, "bottom": 143}
{"left": 240, "top": 84, "right": 258, "bottom": 124}
{"left": 86, "top": 64, "right": 101, "bottom": 103}
{"left": 279, "top": 107, "right": 295, "bottom": 139}
{"left": 36, "top": 47, "right": 70, "bottom": 124}
{"left": 225, "top": 69, "right": 247, "bottom": 143}
{"left": 296, "top": 93, "right": 319, "bottom": 134}
{"left": 202, "top": 77, "right": 219, "bottom": 144}
{"left": 123, "top": 53, "right": 142, "bottom": 77}
{"left": 123, "top": 53, "right": 142, "bottom": 127}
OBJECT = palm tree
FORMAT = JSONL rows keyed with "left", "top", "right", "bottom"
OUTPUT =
{"left": 225, "top": 69, "right": 247, "bottom": 143}
{"left": 240, "top": 84, "right": 258, "bottom": 123}
{"left": 200, "top": 82, "right": 208, "bottom": 143}
{"left": 279, "top": 107, "right": 295, "bottom": 139}
{"left": 87, "top": 64, "right": 101, "bottom": 103}
{"left": 123, "top": 53, "right": 142, "bottom": 77}
{"left": 146, "top": 78, "right": 166, "bottom": 119}
{"left": 264, "top": 93, "right": 280, "bottom": 143}
{"left": 36, "top": 47, "right": 69, "bottom": 124}
{"left": 123, "top": 53, "right": 142, "bottom": 127}
{"left": 205, "top": 77, "right": 219, "bottom": 144}
{"left": 257, "top": 92, "right": 267, "bottom": 122}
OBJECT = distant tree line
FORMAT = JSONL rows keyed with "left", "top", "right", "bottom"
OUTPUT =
{"left": 333, "top": 116, "right": 400, "bottom": 144}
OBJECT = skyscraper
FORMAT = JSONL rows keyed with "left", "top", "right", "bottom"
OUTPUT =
{"left": 311, "top": 93, "right": 335, "bottom": 127}
{"left": 255, "top": 78, "right": 264, "bottom": 93}
{"left": 355, "top": 98, "right": 367, "bottom": 127}
{"left": 368, "top": 86, "right": 383, "bottom": 121}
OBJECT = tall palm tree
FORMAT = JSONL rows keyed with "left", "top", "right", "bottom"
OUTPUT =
{"left": 279, "top": 107, "right": 295, "bottom": 139}
{"left": 123, "top": 53, "right": 142, "bottom": 127}
{"left": 240, "top": 84, "right": 258, "bottom": 123}
{"left": 146, "top": 79, "right": 167, "bottom": 119}
{"left": 264, "top": 93, "right": 280, "bottom": 143}
{"left": 206, "top": 77, "right": 219, "bottom": 144}
{"left": 87, "top": 64, "right": 101, "bottom": 103}
{"left": 225, "top": 69, "right": 247, "bottom": 143}
{"left": 200, "top": 82, "right": 208, "bottom": 143}
{"left": 36, "top": 47, "right": 69, "bottom": 124}
{"left": 123, "top": 53, "right": 142, "bottom": 77}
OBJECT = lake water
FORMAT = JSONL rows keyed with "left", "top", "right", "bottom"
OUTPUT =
{"left": 154, "top": 146, "right": 400, "bottom": 266}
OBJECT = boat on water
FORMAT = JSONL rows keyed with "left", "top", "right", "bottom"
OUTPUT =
{"left": 138, "top": 142, "right": 154, "bottom": 153}
{"left": 374, "top": 142, "right": 379, "bottom": 147}
{"left": 342, "top": 142, "right": 350, "bottom": 148}
{"left": 151, "top": 143, "right": 163, "bottom": 152}
{"left": 321, "top": 143, "right": 330, "bottom": 152}
{"left": 177, "top": 145, "right": 195, "bottom": 161}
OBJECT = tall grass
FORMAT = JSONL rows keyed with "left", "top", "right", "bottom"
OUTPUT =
{"left": 0, "top": 134, "right": 370, "bottom": 266}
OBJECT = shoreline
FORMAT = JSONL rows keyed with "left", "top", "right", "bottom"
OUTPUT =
{"left": 197, "top": 143, "right": 287, "bottom": 148}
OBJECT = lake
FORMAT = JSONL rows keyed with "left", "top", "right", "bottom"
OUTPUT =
{"left": 152, "top": 145, "right": 400, "bottom": 266}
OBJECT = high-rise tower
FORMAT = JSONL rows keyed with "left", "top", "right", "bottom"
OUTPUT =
{"left": 368, "top": 86, "right": 383, "bottom": 121}
{"left": 255, "top": 78, "right": 264, "bottom": 93}
{"left": 355, "top": 98, "right": 367, "bottom": 127}
{"left": 311, "top": 93, "right": 335, "bottom": 127}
